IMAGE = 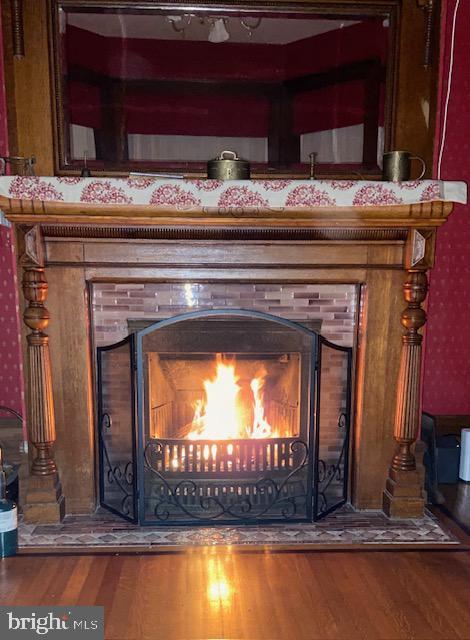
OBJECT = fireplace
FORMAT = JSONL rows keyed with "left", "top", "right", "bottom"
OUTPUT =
{"left": 97, "top": 310, "right": 352, "bottom": 524}
{"left": 2, "top": 179, "right": 459, "bottom": 524}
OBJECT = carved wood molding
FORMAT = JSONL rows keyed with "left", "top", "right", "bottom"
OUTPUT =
{"left": 417, "top": 0, "right": 437, "bottom": 68}
{"left": 1, "top": 198, "right": 454, "bottom": 229}
{"left": 10, "top": 0, "right": 24, "bottom": 58}
{"left": 404, "top": 228, "right": 435, "bottom": 269}
{"left": 40, "top": 224, "right": 409, "bottom": 242}
{"left": 17, "top": 225, "right": 45, "bottom": 267}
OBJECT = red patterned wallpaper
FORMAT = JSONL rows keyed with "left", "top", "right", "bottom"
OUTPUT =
{"left": 0, "top": 226, "right": 24, "bottom": 417}
{"left": 0, "top": 10, "right": 24, "bottom": 420}
{"left": 422, "top": 0, "right": 470, "bottom": 414}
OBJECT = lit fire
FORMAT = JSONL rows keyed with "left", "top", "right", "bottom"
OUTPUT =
{"left": 187, "top": 354, "right": 277, "bottom": 440}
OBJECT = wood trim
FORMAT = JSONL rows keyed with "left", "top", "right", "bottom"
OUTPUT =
{"left": 16, "top": 541, "right": 465, "bottom": 555}
{"left": 11, "top": 0, "right": 25, "bottom": 58}
{"left": 2, "top": 0, "right": 54, "bottom": 174}
{"left": 83, "top": 266, "right": 370, "bottom": 282}
{"left": 42, "top": 239, "right": 403, "bottom": 269}
{"left": 46, "top": 266, "right": 96, "bottom": 514}
{"left": 7, "top": 209, "right": 453, "bottom": 516}
{"left": 0, "top": 198, "right": 454, "bottom": 228}
{"left": 1, "top": 0, "right": 441, "bottom": 178}
{"left": 20, "top": 229, "right": 66, "bottom": 522}
{"left": 432, "top": 415, "right": 470, "bottom": 437}
{"left": 383, "top": 267, "right": 428, "bottom": 517}
{"left": 16, "top": 224, "right": 45, "bottom": 267}
{"left": 40, "top": 225, "right": 410, "bottom": 242}
{"left": 392, "top": 0, "right": 439, "bottom": 176}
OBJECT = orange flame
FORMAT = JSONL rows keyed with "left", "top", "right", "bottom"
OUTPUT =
{"left": 187, "top": 354, "right": 276, "bottom": 440}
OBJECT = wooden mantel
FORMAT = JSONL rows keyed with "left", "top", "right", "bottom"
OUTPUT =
{"left": 0, "top": 198, "right": 454, "bottom": 228}
{"left": 1, "top": 194, "right": 457, "bottom": 522}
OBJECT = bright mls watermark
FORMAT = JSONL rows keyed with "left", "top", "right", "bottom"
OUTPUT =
{"left": 0, "top": 607, "right": 104, "bottom": 638}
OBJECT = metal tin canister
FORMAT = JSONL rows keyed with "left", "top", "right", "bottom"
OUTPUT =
{"left": 0, "top": 500, "right": 18, "bottom": 557}
{"left": 207, "top": 150, "right": 250, "bottom": 180}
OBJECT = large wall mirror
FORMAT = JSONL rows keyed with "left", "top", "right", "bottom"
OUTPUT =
{"left": 51, "top": 1, "right": 397, "bottom": 177}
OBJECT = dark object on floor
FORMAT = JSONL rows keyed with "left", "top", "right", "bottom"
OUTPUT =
{"left": 0, "top": 446, "right": 18, "bottom": 557}
{"left": 438, "top": 481, "right": 470, "bottom": 535}
{"left": 0, "top": 406, "right": 23, "bottom": 506}
{"left": 422, "top": 412, "right": 440, "bottom": 502}
{"left": 436, "top": 434, "right": 460, "bottom": 483}
{"left": 421, "top": 412, "right": 461, "bottom": 502}
{"left": 5, "top": 464, "right": 19, "bottom": 504}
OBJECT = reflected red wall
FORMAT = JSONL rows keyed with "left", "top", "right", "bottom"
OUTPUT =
{"left": 422, "top": 0, "right": 470, "bottom": 414}
{"left": 67, "top": 21, "right": 386, "bottom": 136}
{"left": 66, "top": 21, "right": 387, "bottom": 82}
{"left": 0, "top": 11, "right": 24, "bottom": 419}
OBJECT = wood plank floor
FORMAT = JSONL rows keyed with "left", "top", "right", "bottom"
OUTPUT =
{"left": 1, "top": 549, "right": 470, "bottom": 639}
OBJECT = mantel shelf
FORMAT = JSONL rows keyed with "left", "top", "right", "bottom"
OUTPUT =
{"left": 0, "top": 177, "right": 465, "bottom": 229}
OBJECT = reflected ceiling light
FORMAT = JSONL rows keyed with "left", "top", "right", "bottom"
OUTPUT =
{"left": 208, "top": 579, "right": 232, "bottom": 604}
{"left": 166, "top": 14, "right": 262, "bottom": 43}
{"left": 208, "top": 18, "right": 229, "bottom": 43}
{"left": 207, "top": 557, "right": 233, "bottom": 608}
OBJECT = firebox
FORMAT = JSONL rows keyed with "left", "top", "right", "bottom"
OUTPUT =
{"left": 97, "top": 309, "right": 352, "bottom": 525}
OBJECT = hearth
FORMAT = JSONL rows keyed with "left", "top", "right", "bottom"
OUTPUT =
{"left": 97, "top": 310, "right": 352, "bottom": 525}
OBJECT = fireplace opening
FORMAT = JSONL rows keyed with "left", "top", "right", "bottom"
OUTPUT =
{"left": 97, "top": 310, "right": 352, "bottom": 525}
{"left": 148, "top": 351, "right": 301, "bottom": 442}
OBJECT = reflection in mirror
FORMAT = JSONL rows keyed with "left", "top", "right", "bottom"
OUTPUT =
{"left": 56, "top": 4, "right": 391, "bottom": 175}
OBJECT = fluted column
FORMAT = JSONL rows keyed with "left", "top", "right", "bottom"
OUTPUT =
{"left": 23, "top": 267, "right": 57, "bottom": 475}
{"left": 383, "top": 268, "right": 427, "bottom": 517}
{"left": 19, "top": 226, "right": 65, "bottom": 522}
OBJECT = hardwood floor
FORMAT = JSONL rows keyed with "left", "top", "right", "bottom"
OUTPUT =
{"left": 1, "top": 549, "right": 470, "bottom": 639}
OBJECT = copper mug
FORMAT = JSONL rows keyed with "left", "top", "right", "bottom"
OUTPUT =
{"left": 382, "top": 151, "right": 426, "bottom": 182}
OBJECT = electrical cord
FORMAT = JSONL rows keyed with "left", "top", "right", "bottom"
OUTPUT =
{"left": 437, "top": 0, "right": 461, "bottom": 179}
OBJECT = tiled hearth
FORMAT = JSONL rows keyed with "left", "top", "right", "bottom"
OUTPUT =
{"left": 18, "top": 508, "right": 457, "bottom": 550}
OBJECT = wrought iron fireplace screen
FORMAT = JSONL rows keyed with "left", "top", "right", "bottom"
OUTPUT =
{"left": 97, "top": 309, "right": 352, "bottom": 525}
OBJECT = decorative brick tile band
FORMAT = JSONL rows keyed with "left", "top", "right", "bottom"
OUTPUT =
{"left": 91, "top": 283, "right": 357, "bottom": 348}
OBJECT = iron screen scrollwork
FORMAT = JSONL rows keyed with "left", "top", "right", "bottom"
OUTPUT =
{"left": 143, "top": 438, "right": 310, "bottom": 523}
{"left": 96, "top": 309, "right": 352, "bottom": 525}
{"left": 97, "top": 335, "right": 137, "bottom": 523}
{"left": 314, "top": 338, "right": 352, "bottom": 519}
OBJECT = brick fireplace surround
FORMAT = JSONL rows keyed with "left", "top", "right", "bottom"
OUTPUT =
{"left": 0, "top": 191, "right": 457, "bottom": 523}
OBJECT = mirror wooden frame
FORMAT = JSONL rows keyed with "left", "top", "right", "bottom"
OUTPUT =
{"left": 50, "top": 0, "right": 397, "bottom": 177}
{"left": 1, "top": 0, "right": 440, "bottom": 178}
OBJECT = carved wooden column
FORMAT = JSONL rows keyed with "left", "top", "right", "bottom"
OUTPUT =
{"left": 18, "top": 226, "right": 65, "bottom": 522}
{"left": 383, "top": 229, "right": 434, "bottom": 517}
